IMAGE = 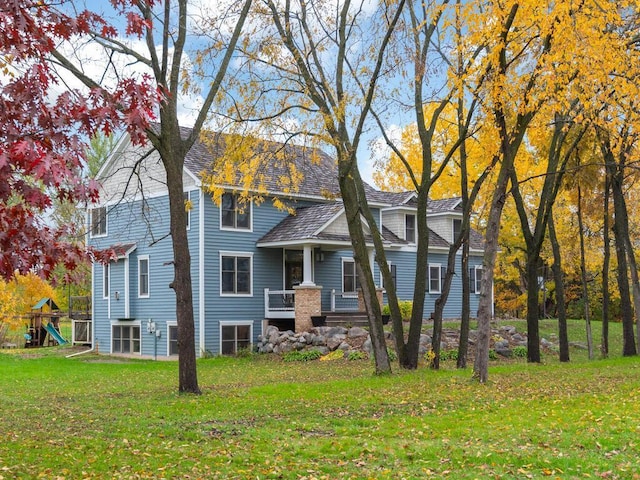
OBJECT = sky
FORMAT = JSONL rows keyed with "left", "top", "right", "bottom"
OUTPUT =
{"left": 52, "top": 0, "right": 412, "bottom": 187}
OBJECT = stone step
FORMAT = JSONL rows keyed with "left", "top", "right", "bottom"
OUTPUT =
{"left": 323, "top": 312, "right": 369, "bottom": 327}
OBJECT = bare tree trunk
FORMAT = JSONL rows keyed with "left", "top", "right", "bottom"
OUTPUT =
{"left": 457, "top": 239, "right": 471, "bottom": 368}
{"left": 577, "top": 185, "right": 594, "bottom": 360}
{"left": 524, "top": 256, "right": 542, "bottom": 363}
{"left": 338, "top": 159, "right": 391, "bottom": 374}
{"left": 548, "top": 209, "right": 569, "bottom": 362}
{"left": 166, "top": 167, "right": 199, "bottom": 393}
{"left": 431, "top": 244, "right": 459, "bottom": 369}
{"left": 474, "top": 156, "right": 511, "bottom": 382}
{"left": 601, "top": 173, "right": 611, "bottom": 358}
{"left": 603, "top": 139, "right": 637, "bottom": 356}
{"left": 624, "top": 236, "right": 640, "bottom": 350}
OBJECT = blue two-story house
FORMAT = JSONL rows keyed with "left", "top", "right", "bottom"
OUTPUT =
{"left": 88, "top": 128, "right": 485, "bottom": 358}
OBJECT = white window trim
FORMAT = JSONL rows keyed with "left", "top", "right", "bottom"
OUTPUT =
{"left": 380, "top": 261, "right": 394, "bottom": 289}
{"left": 90, "top": 206, "right": 108, "bottom": 238}
{"left": 138, "top": 255, "right": 150, "bottom": 298}
{"left": 103, "top": 264, "right": 110, "bottom": 299}
{"left": 219, "top": 251, "right": 254, "bottom": 297}
{"left": 219, "top": 193, "right": 253, "bottom": 232}
{"left": 429, "top": 263, "right": 441, "bottom": 294}
{"left": 110, "top": 319, "right": 142, "bottom": 355}
{"left": 341, "top": 257, "right": 358, "bottom": 297}
{"left": 473, "top": 265, "right": 483, "bottom": 294}
{"left": 219, "top": 320, "right": 253, "bottom": 355}
{"left": 167, "top": 321, "right": 178, "bottom": 357}
{"left": 405, "top": 213, "right": 416, "bottom": 243}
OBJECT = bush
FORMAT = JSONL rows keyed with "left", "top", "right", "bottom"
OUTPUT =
{"left": 347, "top": 350, "right": 368, "bottom": 361}
{"left": 282, "top": 349, "right": 323, "bottom": 362}
{"left": 386, "top": 348, "right": 397, "bottom": 362}
{"left": 381, "top": 300, "right": 413, "bottom": 321}
{"left": 489, "top": 349, "right": 498, "bottom": 360}
{"left": 321, "top": 349, "right": 345, "bottom": 361}
{"left": 439, "top": 349, "right": 458, "bottom": 361}
{"left": 512, "top": 346, "right": 527, "bottom": 358}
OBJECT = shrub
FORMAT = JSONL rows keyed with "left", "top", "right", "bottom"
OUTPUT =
{"left": 489, "top": 349, "right": 498, "bottom": 360}
{"left": 282, "top": 349, "right": 323, "bottom": 362}
{"left": 386, "top": 348, "right": 397, "bottom": 362}
{"left": 347, "top": 350, "right": 368, "bottom": 361}
{"left": 512, "top": 346, "right": 527, "bottom": 358}
{"left": 381, "top": 300, "right": 413, "bottom": 321}
{"left": 236, "top": 347, "right": 255, "bottom": 359}
{"left": 424, "top": 349, "right": 435, "bottom": 367}
{"left": 321, "top": 349, "right": 345, "bottom": 361}
{"left": 439, "top": 349, "right": 458, "bottom": 361}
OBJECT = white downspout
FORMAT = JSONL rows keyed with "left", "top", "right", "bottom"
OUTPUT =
{"left": 198, "top": 188, "right": 206, "bottom": 355}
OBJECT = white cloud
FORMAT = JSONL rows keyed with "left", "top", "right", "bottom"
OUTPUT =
{"left": 360, "top": 124, "right": 403, "bottom": 187}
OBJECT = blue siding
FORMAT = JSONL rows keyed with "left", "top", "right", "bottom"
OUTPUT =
{"left": 91, "top": 186, "right": 484, "bottom": 357}
{"left": 201, "top": 197, "right": 291, "bottom": 354}
{"left": 90, "top": 191, "right": 201, "bottom": 357}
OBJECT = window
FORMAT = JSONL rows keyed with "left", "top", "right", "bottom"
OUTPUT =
{"left": 168, "top": 324, "right": 179, "bottom": 355}
{"left": 138, "top": 256, "right": 149, "bottom": 297}
{"left": 221, "top": 192, "right": 251, "bottom": 230}
{"left": 103, "top": 264, "right": 110, "bottom": 299}
{"left": 381, "top": 263, "right": 397, "bottom": 289}
{"left": 184, "top": 191, "right": 191, "bottom": 230}
{"left": 90, "top": 206, "right": 107, "bottom": 237}
{"left": 221, "top": 323, "right": 252, "bottom": 355}
{"left": 429, "top": 264, "right": 441, "bottom": 293}
{"left": 221, "top": 253, "right": 252, "bottom": 295}
{"left": 342, "top": 258, "right": 360, "bottom": 294}
{"left": 405, "top": 214, "right": 416, "bottom": 243}
{"left": 471, "top": 266, "right": 483, "bottom": 294}
{"left": 453, "top": 218, "right": 462, "bottom": 242}
{"left": 112, "top": 324, "right": 141, "bottom": 354}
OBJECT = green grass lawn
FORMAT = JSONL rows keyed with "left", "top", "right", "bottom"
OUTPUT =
{"left": 1, "top": 319, "right": 639, "bottom": 479}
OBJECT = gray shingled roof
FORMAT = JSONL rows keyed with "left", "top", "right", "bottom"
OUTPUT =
{"left": 182, "top": 128, "right": 341, "bottom": 199}
{"left": 258, "top": 203, "right": 343, "bottom": 244}
{"left": 258, "top": 203, "right": 412, "bottom": 246}
{"left": 258, "top": 202, "right": 460, "bottom": 249}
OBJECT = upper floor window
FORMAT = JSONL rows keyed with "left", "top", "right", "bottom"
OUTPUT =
{"left": 342, "top": 258, "right": 361, "bottom": 295}
{"left": 221, "top": 252, "right": 252, "bottom": 295}
{"left": 91, "top": 206, "right": 107, "bottom": 237}
{"left": 453, "top": 218, "right": 462, "bottom": 243}
{"left": 138, "top": 256, "right": 150, "bottom": 298}
{"left": 221, "top": 192, "right": 251, "bottom": 230}
{"left": 405, "top": 214, "right": 416, "bottom": 243}
{"left": 429, "top": 263, "right": 441, "bottom": 294}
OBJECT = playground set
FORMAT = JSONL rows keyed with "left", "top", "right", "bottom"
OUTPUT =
{"left": 24, "top": 296, "right": 92, "bottom": 348}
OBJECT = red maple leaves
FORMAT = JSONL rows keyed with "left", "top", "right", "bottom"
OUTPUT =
{"left": 0, "top": 0, "right": 158, "bottom": 279}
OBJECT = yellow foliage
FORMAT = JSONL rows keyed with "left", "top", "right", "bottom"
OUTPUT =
{"left": 0, "top": 273, "right": 57, "bottom": 329}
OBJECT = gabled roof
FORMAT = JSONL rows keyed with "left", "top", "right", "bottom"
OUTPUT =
{"left": 429, "top": 197, "right": 463, "bottom": 212}
{"left": 110, "top": 243, "right": 137, "bottom": 259}
{"left": 258, "top": 202, "right": 459, "bottom": 249}
{"left": 32, "top": 298, "right": 59, "bottom": 311}
{"left": 258, "top": 203, "right": 407, "bottom": 246}
{"left": 258, "top": 203, "right": 344, "bottom": 244}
